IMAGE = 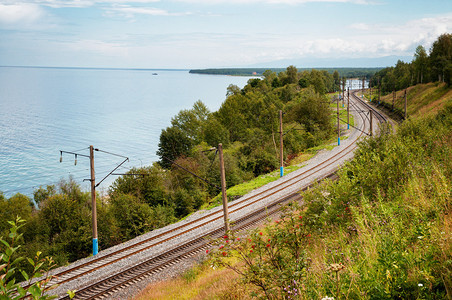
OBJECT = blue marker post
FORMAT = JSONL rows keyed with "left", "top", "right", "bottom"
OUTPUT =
{"left": 93, "top": 238, "right": 98, "bottom": 255}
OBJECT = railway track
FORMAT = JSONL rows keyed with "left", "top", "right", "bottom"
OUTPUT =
{"left": 37, "top": 90, "right": 389, "bottom": 299}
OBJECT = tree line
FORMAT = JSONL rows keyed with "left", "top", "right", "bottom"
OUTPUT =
{"left": 371, "top": 33, "right": 452, "bottom": 93}
{"left": 0, "top": 65, "right": 344, "bottom": 276}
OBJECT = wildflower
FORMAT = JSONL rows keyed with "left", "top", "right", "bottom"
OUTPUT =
{"left": 418, "top": 283, "right": 423, "bottom": 287}
{"left": 259, "top": 232, "right": 263, "bottom": 236}
{"left": 226, "top": 240, "right": 229, "bottom": 243}
{"left": 251, "top": 245, "right": 255, "bottom": 249}
{"left": 275, "top": 220, "right": 279, "bottom": 224}
{"left": 248, "top": 238, "right": 252, "bottom": 242}
{"left": 307, "top": 234, "right": 311, "bottom": 237}
{"left": 237, "top": 238, "right": 240, "bottom": 241}
{"left": 250, "top": 249, "right": 253, "bottom": 253}
{"left": 219, "top": 245, "right": 224, "bottom": 249}
{"left": 266, "top": 244, "right": 271, "bottom": 247}
{"left": 224, "top": 235, "right": 228, "bottom": 239}
{"left": 222, "top": 251, "right": 227, "bottom": 256}
{"left": 268, "top": 239, "right": 271, "bottom": 242}
{"left": 299, "top": 216, "right": 302, "bottom": 219}
{"left": 206, "top": 250, "right": 209, "bottom": 254}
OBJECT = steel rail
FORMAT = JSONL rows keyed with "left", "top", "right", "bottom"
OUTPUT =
{"left": 47, "top": 91, "right": 388, "bottom": 299}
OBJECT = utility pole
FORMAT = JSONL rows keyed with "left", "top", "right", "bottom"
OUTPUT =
{"left": 89, "top": 145, "right": 98, "bottom": 256}
{"left": 60, "top": 146, "right": 129, "bottom": 256}
{"left": 342, "top": 78, "right": 345, "bottom": 107}
{"left": 370, "top": 80, "right": 372, "bottom": 102}
{"left": 404, "top": 89, "right": 407, "bottom": 119}
{"left": 279, "top": 110, "right": 284, "bottom": 177}
{"left": 393, "top": 90, "right": 395, "bottom": 111}
{"left": 362, "top": 77, "right": 365, "bottom": 99}
{"left": 369, "top": 110, "right": 373, "bottom": 136}
{"left": 347, "top": 87, "right": 350, "bottom": 130}
{"left": 337, "top": 92, "right": 340, "bottom": 146}
{"left": 218, "top": 143, "right": 230, "bottom": 234}
{"left": 378, "top": 78, "right": 381, "bottom": 105}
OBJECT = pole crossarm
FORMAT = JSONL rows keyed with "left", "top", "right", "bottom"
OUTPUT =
{"left": 60, "top": 150, "right": 90, "bottom": 158}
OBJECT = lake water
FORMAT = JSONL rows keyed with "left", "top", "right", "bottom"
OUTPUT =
{"left": 0, "top": 67, "right": 252, "bottom": 197}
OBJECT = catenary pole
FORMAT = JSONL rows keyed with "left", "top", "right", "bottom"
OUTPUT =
{"left": 337, "top": 92, "right": 340, "bottom": 145}
{"left": 369, "top": 110, "right": 373, "bottom": 136}
{"left": 404, "top": 89, "right": 407, "bottom": 119}
{"left": 347, "top": 87, "right": 350, "bottom": 130}
{"left": 89, "top": 145, "right": 98, "bottom": 256}
{"left": 218, "top": 143, "right": 230, "bottom": 234}
{"left": 393, "top": 90, "right": 395, "bottom": 111}
{"left": 279, "top": 110, "right": 284, "bottom": 177}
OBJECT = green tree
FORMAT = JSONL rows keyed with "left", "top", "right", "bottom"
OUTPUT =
{"left": 429, "top": 33, "right": 452, "bottom": 84}
{"left": 413, "top": 45, "right": 428, "bottom": 84}
{"left": 109, "top": 193, "right": 153, "bottom": 240}
{"left": 0, "top": 193, "right": 32, "bottom": 236}
{"left": 109, "top": 164, "right": 168, "bottom": 207}
{"left": 157, "top": 126, "right": 193, "bottom": 169}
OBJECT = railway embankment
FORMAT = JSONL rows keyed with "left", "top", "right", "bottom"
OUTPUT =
{"left": 135, "top": 89, "right": 452, "bottom": 299}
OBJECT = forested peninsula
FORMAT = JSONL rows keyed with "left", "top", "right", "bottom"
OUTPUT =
{"left": 189, "top": 67, "right": 381, "bottom": 78}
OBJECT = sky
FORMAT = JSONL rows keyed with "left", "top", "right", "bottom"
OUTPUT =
{"left": 0, "top": 0, "right": 451, "bottom": 69}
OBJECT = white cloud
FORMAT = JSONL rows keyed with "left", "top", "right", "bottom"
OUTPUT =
{"left": 0, "top": 3, "right": 44, "bottom": 24}
{"left": 106, "top": 5, "right": 192, "bottom": 17}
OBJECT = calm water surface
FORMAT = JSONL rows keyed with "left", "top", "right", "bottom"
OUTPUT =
{"left": 0, "top": 67, "right": 252, "bottom": 197}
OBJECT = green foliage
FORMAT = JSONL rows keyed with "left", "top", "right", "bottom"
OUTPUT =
{"left": 109, "top": 164, "right": 168, "bottom": 207}
{"left": 0, "top": 217, "right": 58, "bottom": 300}
{"left": 209, "top": 101, "right": 451, "bottom": 299}
{"left": 209, "top": 206, "right": 308, "bottom": 299}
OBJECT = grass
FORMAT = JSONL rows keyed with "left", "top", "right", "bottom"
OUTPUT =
{"left": 134, "top": 85, "right": 451, "bottom": 300}
{"left": 365, "top": 82, "right": 452, "bottom": 121}
{"left": 133, "top": 260, "right": 251, "bottom": 300}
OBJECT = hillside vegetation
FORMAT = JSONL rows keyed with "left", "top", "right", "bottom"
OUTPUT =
{"left": 135, "top": 85, "right": 452, "bottom": 300}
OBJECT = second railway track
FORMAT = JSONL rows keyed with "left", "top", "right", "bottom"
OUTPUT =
{"left": 37, "top": 90, "right": 390, "bottom": 299}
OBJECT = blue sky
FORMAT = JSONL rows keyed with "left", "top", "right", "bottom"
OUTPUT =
{"left": 0, "top": 0, "right": 451, "bottom": 68}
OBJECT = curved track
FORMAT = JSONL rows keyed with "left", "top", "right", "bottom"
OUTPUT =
{"left": 39, "top": 90, "right": 390, "bottom": 299}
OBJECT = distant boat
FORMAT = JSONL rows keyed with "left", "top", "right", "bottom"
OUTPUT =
{"left": 152, "top": 73, "right": 158, "bottom": 75}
